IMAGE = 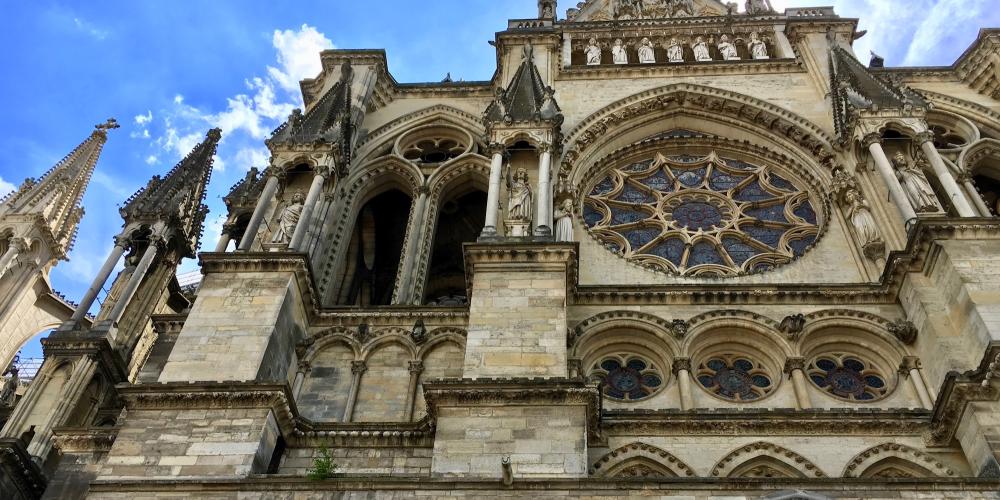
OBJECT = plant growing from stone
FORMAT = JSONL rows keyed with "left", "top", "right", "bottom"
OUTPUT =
{"left": 306, "top": 448, "right": 338, "bottom": 480}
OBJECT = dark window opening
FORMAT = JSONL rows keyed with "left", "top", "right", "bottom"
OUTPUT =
{"left": 424, "top": 190, "right": 487, "bottom": 305}
{"left": 341, "top": 190, "right": 412, "bottom": 306}
{"left": 974, "top": 174, "right": 1000, "bottom": 216}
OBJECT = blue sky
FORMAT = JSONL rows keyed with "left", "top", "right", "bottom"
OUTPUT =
{"left": 1, "top": 0, "right": 998, "bottom": 359}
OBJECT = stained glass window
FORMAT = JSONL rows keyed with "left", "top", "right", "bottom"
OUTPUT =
{"left": 583, "top": 150, "right": 820, "bottom": 276}
{"left": 807, "top": 354, "right": 890, "bottom": 402}
{"left": 591, "top": 354, "right": 666, "bottom": 401}
{"left": 696, "top": 354, "right": 774, "bottom": 402}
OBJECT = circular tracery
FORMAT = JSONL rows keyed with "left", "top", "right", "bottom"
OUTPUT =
{"left": 807, "top": 354, "right": 889, "bottom": 402}
{"left": 696, "top": 354, "right": 775, "bottom": 402}
{"left": 583, "top": 151, "right": 821, "bottom": 277}
{"left": 590, "top": 354, "right": 666, "bottom": 401}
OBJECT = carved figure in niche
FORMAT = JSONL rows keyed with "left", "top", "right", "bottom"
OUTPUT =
{"left": 844, "top": 189, "right": 883, "bottom": 251}
{"left": 749, "top": 31, "right": 769, "bottom": 59}
{"left": 0, "top": 365, "right": 17, "bottom": 407}
{"left": 586, "top": 38, "right": 602, "bottom": 65}
{"left": 892, "top": 152, "right": 941, "bottom": 212}
{"left": 554, "top": 198, "right": 575, "bottom": 242}
{"left": 693, "top": 37, "right": 712, "bottom": 61}
{"left": 638, "top": 37, "right": 656, "bottom": 64}
{"left": 718, "top": 35, "right": 740, "bottom": 61}
{"left": 612, "top": 39, "right": 629, "bottom": 65}
{"left": 745, "top": 0, "right": 774, "bottom": 15}
{"left": 669, "top": 0, "right": 697, "bottom": 17}
{"left": 271, "top": 191, "right": 305, "bottom": 244}
{"left": 667, "top": 38, "right": 684, "bottom": 62}
{"left": 508, "top": 167, "right": 533, "bottom": 223}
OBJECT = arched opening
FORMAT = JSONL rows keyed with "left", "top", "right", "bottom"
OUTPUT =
{"left": 337, "top": 189, "right": 413, "bottom": 306}
{"left": 423, "top": 190, "right": 486, "bottom": 305}
{"left": 971, "top": 155, "right": 1000, "bottom": 216}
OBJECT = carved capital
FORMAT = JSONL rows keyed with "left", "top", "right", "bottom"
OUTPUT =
{"left": 913, "top": 130, "right": 935, "bottom": 145}
{"left": 955, "top": 170, "right": 974, "bottom": 183}
{"left": 416, "top": 185, "right": 431, "bottom": 196}
{"left": 351, "top": 360, "right": 368, "bottom": 375}
{"left": 297, "top": 360, "right": 311, "bottom": 374}
{"left": 7, "top": 237, "right": 29, "bottom": 253}
{"left": 898, "top": 356, "right": 921, "bottom": 376}
{"left": 784, "top": 357, "right": 807, "bottom": 375}
{"left": 408, "top": 360, "right": 424, "bottom": 375}
{"left": 487, "top": 142, "right": 507, "bottom": 156}
{"left": 672, "top": 357, "right": 692, "bottom": 374}
{"left": 861, "top": 132, "right": 883, "bottom": 149}
{"left": 264, "top": 166, "right": 287, "bottom": 181}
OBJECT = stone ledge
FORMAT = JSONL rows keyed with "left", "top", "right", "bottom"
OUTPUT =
{"left": 927, "top": 341, "right": 1000, "bottom": 446}
{"left": 51, "top": 426, "right": 119, "bottom": 453}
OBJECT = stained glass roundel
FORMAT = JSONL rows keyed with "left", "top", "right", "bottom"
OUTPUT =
{"left": 583, "top": 151, "right": 821, "bottom": 277}
{"left": 696, "top": 354, "right": 775, "bottom": 402}
{"left": 807, "top": 354, "right": 890, "bottom": 402}
{"left": 590, "top": 354, "right": 666, "bottom": 401}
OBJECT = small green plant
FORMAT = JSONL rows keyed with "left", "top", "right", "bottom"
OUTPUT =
{"left": 306, "top": 448, "right": 338, "bottom": 480}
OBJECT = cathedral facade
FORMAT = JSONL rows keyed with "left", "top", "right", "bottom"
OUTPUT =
{"left": 4, "top": 0, "right": 1000, "bottom": 498}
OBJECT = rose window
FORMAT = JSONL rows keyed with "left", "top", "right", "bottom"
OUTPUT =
{"left": 807, "top": 354, "right": 889, "bottom": 402}
{"left": 590, "top": 355, "right": 665, "bottom": 401}
{"left": 696, "top": 354, "right": 774, "bottom": 401}
{"left": 583, "top": 151, "right": 821, "bottom": 276}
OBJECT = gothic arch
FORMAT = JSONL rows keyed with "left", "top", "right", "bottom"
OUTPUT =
{"left": 711, "top": 442, "right": 826, "bottom": 478}
{"left": 799, "top": 309, "right": 910, "bottom": 355}
{"left": 842, "top": 443, "right": 955, "bottom": 478}
{"left": 560, "top": 83, "right": 837, "bottom": 187}
{"left": 416, "top": 328, "right": 467, "bottom": 360}
{"left": 959, "top": 138, "right": 1000, "bottom": 173}
{"left": 300, "top": 327, "right": 361, "bottom": 364}
{"left": 355, "top": 105, "right": 486, "bottom": 164}
{"left": 361, "top": 328, "right": 418, "bottom": 360}
{"left": 571, "top": 310, "right": 682, "bottom": 356}
{"left": 590, "top": 442, "right": 696, "bottom": 478}
{"left": 918, "top": 90, "right": 1000, "bottom": 140}
{"left": 683, "top": 310, "right": 790, "bottom": 358}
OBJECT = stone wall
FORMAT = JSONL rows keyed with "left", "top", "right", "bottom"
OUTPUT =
{"left": 279, "top": 446, "right": 432, "bottom": 475}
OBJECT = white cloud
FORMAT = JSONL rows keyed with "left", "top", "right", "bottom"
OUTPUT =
{"left": 268, "top": 24, "right": 335, "bottom": 95}
{"left": 145, "top": 155, "right": 158, "bottom": 165}
{"left": 91, "top": 171, "right": 132, "bottom": 198}
{"left": 903, "top": 0, "right": 993, "bottom": 65}
{"left": 202, "top": 214, "right": 228, "bottom": 252}
{"left": 134, "top": 111, "right": 153, "bottom": 126}
{"left": 0, "top": 176, "right": 15, "bottom": 198}
{"left": 233, "top": 147, "right": 271, "bottom": 172}
{"left": 73, "top": 17, "right": 109, "bottom": 40}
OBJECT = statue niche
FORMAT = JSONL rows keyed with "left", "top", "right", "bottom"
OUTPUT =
{"left": 505, "top": 166, "right": 534, "bottom": 237}
{"left": 892, "top": 152, "right": 941, "bottom": 213}
{"left": 271, "top": 191, "right": 305, "bottom": 245}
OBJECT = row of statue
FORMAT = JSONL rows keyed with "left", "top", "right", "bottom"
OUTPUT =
{"left": 505, "top": 166, "right": 574, "bottom": 242}
{"left": 568, "top": 0, "right": 775, "bottom": 21}
{"left": 584, "top": 32, "right": 769, "bottom": 66}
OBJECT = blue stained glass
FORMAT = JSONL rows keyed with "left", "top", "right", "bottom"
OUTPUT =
{"left": 638, "top": 170, "right": 674, "bottom": 192}
{"left": 742, "top": 391, "right": 760, "bottom": 400}
{"left": 709, "top": 170, "right": 748, "bottom": 191}
{"left": 828, "top": 369, "right": 865, "bottom": 397}
{"left": 815, "top": 359, "right": 837, "bottom": 371}
{"left": 843, "top": 358, "right": 866, "bottom": 372}
{"left": 591, "top": 176, "right": 616, "bottom": 196}
{"left": 606, "top": 388, "right": 625, "bottom": 399}
{"left": 865, "top": 376, "right": 886, "bottom": 388}
{"left": 627, "top": 359, "right": 647, "bottom": 371}
{"left": 733, "top": 180, "right": 775, "bottom": 202}
{"left": 642, "top": 374, "right": 662, "bottom": 387}
{"left": 615, "top": 183, "right": 654, "bottom": 204}
{"left": 698, "top": 375, "right": 715, "bottom": 387}
{"left": 789, "top": 234, "right": 817, "bottom": 257}
{"left": 707, "top": 359, "right": 726, "bottom": 371}
{"left": 645, "top": 237, "right": 686, "bottom": 266}
{"left": 768, "top": 173, "right": 795, "bottom": 191}
{"left": 746, "top": 204, "right": 788, "bottom": 223}
{"left": 609, "top": 206, "right": 649, "bottom": 225}
{"left": 583, "top": 204, "right": 605, "bottom": 227}
{"left": 628, "top": 389, "right": 648, "bottom": 399}
{"left": 601, "top": 360, "right": 620, "bottom": 371}
{"left": 676, "top": 167, "right": 707, "bottom": 187}
{"left": 793, "top": 200, "right": 818, "bottom": 225}
{"left": 623, "top": 227, "right": 660, "bottom": 250}
{"left": 689, "top": 241, "right": 725, "bottom": 266}
{"left": 733, "top": 359, "right": 754, "bottom": 371}
{"left": 625, "top": 159, "right": 653, "bottom": 172}
{"left": 673, "top": 201, "right": 723, "bottom": 230}
{"left": 716, "top": 367, "right": 754, "bottom": 397}
{"left": 725, "top": 158, "right": 756, "bottom": 170}
{"left": 811, "top": 374, "right": 828, "bottom": 387}
{"left": 745, "top": 224, "right": 786, "bottom": 248}
{"left": 722, "top": 236, "right": 760, "bottom": 265}
{"left": 857, "top": 392, "right": 875, "bottom": 400}
{"left": 669, "top": 155, "right": 702, "bottom": 164}
{"left": 751, "top": 375, "right": 771, "bottom": 388}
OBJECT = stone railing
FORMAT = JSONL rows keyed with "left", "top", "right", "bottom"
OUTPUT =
{"left": 508, "top": 19, "right": 554, "bottom": 30}
{"left": 786, "top": 7, "right": 837, "bottom": 17}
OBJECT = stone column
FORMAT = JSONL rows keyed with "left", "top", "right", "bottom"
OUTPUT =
{"left": 214, "top": 223, "right": 235, "bottom": 252}
{"left": 291, "top": 361, "right": 310, "bottom": 398}
{"left": 342, "top": 361, "right": 367, "bottom": 423}
{"left": 395, "top": 186, "right": 429, "bottom": 304}
{"left": 959, "top": 171, "right": 993, "bottom": 217}
{"left": 534, "top": 144, "right": 553, "bottom": 237}
{"left": 0, "top": 237, "right": 25, "bottom": 280}
{"left": 70, "top": 238, "right": 129, "bottom": 323}
{"left": 482, "top": 144, "right": 505, "bottom": 237}
{"left": 900, "top": 356, "right": 933, "bottom": 410}
{"left": 672, "top": 358, "right": 694, "bottom": 411}
{"left": 289, "top": 166, "right": 329, "bottom": 251}
{"left": 404, "top": 360, "right": 424, "bottom": 422}
{"left": 785, "top": 357, "right": 812, "bottom": 410}
{"left": 238, "top": 170, "right": 282, "bottom": 251}
{"left": 106, "top": 241, "right": 160, "bottom": 330}
{"left": 865, "top": 134, "right": 918, "bottom": 226}
{"left": 916, "top": 131, "right": 976, "bottom": 217}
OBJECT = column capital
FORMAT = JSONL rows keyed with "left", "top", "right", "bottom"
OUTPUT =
{"left": 913, "top": 130, "right": 936, "bottom": 145}
{"left": 956, "top": 170, "right": 974, "bottom": 183}
{"left": 487, "top": 142, "right": 506, "bottom": 156}
{"left": 7, "top": 237, "right": 30, "bottom": 253}
{"left": 297, "top": 360, "right": 312, "bottom": 374}
{"left": 898, "top": 355, "right": 921, "bottom": 375}
{"left": 538, "top": 142, "right": 553, "bottom": 154}
{"left": 862, "top": 133, "right": 883, "bottom": 149}
{"left": 264, "top": 166, "right": 287, "bottom": 181}
{"left": 416, "top": 185, "right": 431, "bottom": 196}
{"left": 351, "top": 360, "right": 368, "bottom": 375}
{"left": 671, "top": 357, "right": 692, "bottom": 375}
{"left": 221, "top": 222, "right": 239, "bottom": 235}
{"left": 408, "top": 360, "right": 424, "bottom": 374}
{"left": 784, "top": 357, "right": 807, "bottom": 375}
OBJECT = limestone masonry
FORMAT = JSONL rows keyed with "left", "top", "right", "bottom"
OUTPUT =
{"left": 3, "top": 0, "right": 1000, "bottom": 498}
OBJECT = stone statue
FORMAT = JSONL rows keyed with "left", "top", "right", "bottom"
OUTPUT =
{"left": 892, "top": 152, "right": 941, "bottom": 212}
{"left": 749, "top": 32, "right": 769, "bottom": 59}
{"left": 745, "top": 0, "right": 774, "bottom": 15}
{"left": 493, "top": 86, "right": 508, "bottom": 119}
{"left": 612, "top": 39, "right": 629, "bottom": 65}
{"left": 844, "top": 189, "right": 883, "bottom": 251}
{"left": 271, "top": 192, "right": 305, "bottom": 244}
{"left": 0, "top": 365, "right": 18, "bottom": 407}
{"left": 554, "top": 198, "right": 575, "bottom": 242}
{"left": 667, "top": 38, "right": 684, "bottom": 62}
{"left": 718, "top": 35, "right": 740, "bottom": 61}
{"left": 508, "top": 167, "right": 533, "bottom": 222}
{"left": 669, "top": 0, "right": 697, "bottom": 17}
{"left": 586, "top": 38, "right": 602, "bottom": 65}
{"left": 693, "top": 37, "right": 712, "bottom": 61}
{"left": 638, "top": 38, "right": 656, "bottom": 64}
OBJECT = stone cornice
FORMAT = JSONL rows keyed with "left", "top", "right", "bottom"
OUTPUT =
{"left": 291, "top": 417, "right": 435, "bottom": 448}
{"left": 423, "top": 378, "right": 601, "bottom": 439}
{"left": 463, "top": 242, "right": 579, "bottom": 298}
{"left": 41, "top": 332, "right": 129, "bottom": 383}
{"left": 926, "top": 342, "right": 1000, "bottom": 447}
{"left": 602, "top": 408, "right": 930, "bottom": 436}
{"left": 51, "top": 427, "right": 119, "bottom": 453}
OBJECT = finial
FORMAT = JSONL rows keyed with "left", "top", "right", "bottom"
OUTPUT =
{"left": 94, "top": 118, "right": 120, "bottom": 135}
{"left": 206, "top": 128, "right": 223, "bottom": 141}
{"left": 522, "top": 42, "right": 534, "bottom": 62}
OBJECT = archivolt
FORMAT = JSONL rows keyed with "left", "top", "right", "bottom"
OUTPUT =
{"left": 842, "top": 443, "right": 955, "bottom": 478}
{"left": 918, "top": 89, "right": 1000, "bottom": 139}
{"left": 590, "top": 442, "right": 696, "bottom": 477}
{"left": 299, "top": 327, "right": 361, "bottom": 362}
{"left": 417, "top": 327, "right": 468, "bottom": 359}
{"left": 711, "top": 442, "right": 826, "bottom": 478}
{"left": 560, "top": 83, "right": 837, "bottom": 184}
{"left": 355, "top": 105, "right": 486, "bottom": 163}
{"left": 570, "top": 310, "right": 681, "bottom": 355}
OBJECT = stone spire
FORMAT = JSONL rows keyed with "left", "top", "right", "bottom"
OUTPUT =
{"left": 484, "top": 44, "right": 563, "bottom": 127}
{"left": 268, "top": 61, "right": 354, "bottom": 159}
{"left": 119, "top": 128, "right": 220, "bottom": 258}
{"left": 0, "top": 119, "right": 119, "bottom": 261}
